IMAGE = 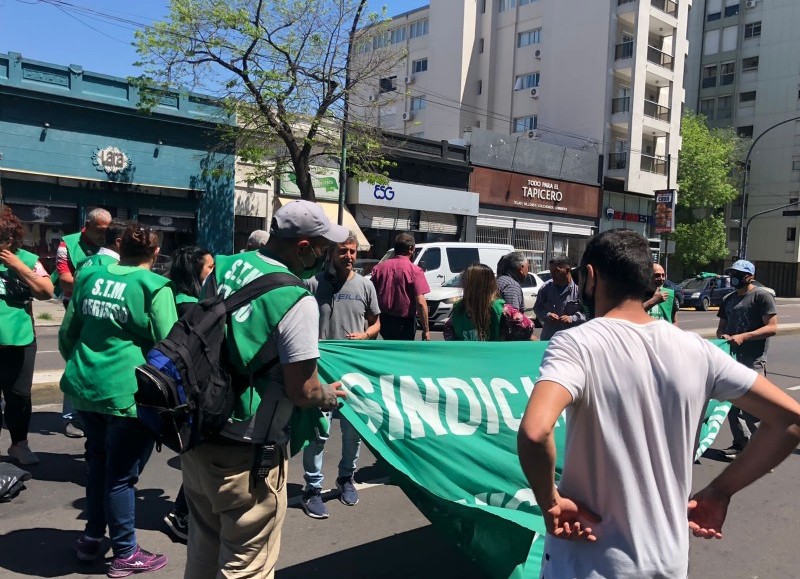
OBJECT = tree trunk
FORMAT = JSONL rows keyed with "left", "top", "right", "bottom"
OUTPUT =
{"left": 292, "top": 156, "right": 316, "bottom": 202}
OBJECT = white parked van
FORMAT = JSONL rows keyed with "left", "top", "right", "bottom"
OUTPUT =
{"left": 376, "top": 242, "right": 514, "bottom": 288}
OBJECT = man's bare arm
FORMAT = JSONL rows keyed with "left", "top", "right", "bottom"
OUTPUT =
{"left": 416, "top": 295, "right": 430, "bottom": 341}
{"left": 282, "top": 358, "right": 346, "bottom": 411}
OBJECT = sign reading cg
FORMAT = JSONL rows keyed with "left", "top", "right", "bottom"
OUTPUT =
{"left": 373, "top": 184, "right": 396, "bottom": 200}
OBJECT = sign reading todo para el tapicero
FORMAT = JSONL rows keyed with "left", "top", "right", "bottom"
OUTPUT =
{"left": 654, "top": 189, "right": 677, "bottom": 234}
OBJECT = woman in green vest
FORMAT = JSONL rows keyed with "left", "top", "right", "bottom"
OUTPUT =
{"left": 0, "top": 207, "right": 55, "bottom": 466}
{"left": 59, "top": 223, "right": 177, "bottom": 575}
{"left": 444, "top": 263, "right": 534, "bottom": 341}
{"left": 162, "top": 244, "right": 213, "bottom": 542}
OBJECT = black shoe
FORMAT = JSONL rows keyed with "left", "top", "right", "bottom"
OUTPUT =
{"left": 163, "top": 511, "right": 188, "bottom": 541}
{"left": 722, "top": 445, "right": 743, "bottom": 459}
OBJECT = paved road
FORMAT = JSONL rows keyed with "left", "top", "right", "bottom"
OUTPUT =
{"left": 4, "top": 335, "right": 800, "bottom": 577}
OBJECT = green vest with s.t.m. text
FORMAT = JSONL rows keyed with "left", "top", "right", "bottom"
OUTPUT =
{"left": 648, "top": 287, "right": 676, "bottom": 322}
{"left": 0, "top": 249, "right": 39, "bottom": 346}
{"left": 214, "top": 252, "right": 310, "bottom": 423}
{"left": 76, "top": 252, "right": 118, "bottom": 270}
{"left": 59, "top": 264, "right": 175, "bottom": 417}
{"left": 449, "top": 298, "right": 505, "bottom": 341}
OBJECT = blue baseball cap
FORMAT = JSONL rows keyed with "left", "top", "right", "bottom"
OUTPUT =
{"left": 725, "top": 260, "right": 755, "bottom": 276}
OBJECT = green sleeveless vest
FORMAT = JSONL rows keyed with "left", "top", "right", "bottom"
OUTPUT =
{"left": 648, "top": 287, "right": 676, "bottom": 322}
{"left": 77, "top": 253, "right": 118, "bottom": 270}
{"left": 60, "top": 264, "right": 174, "bottom": 416}
{"left": 214, "top": 252, "right": 310, "bottom": 422}
{"left": 449, "top": 298, "right": 505, "bottom": 341}
{"left": 51, "top": 232, "right": 98, "bottom": 295}
{"left": 0, "top": 249, "right": 39, "bottom": 345}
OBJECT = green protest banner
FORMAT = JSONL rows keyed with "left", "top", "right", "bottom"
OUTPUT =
{"left": 317, "top": 339, "right": 732, "bottom": 578}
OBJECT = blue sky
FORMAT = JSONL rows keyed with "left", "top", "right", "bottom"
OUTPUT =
{"left": 0, "top": 0, "right": 427, "bottom": 78}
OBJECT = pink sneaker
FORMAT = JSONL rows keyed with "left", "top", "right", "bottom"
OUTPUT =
{"left": 107, "top": 545, "right": 167, "bottom": 577}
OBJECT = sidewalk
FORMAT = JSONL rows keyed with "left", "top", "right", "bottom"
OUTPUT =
{"left": 32, "top": 298, "right": 65, "bottom": 327}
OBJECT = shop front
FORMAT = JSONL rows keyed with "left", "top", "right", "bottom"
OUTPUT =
{"left": 470, "top": 166, "right": 601, "bottom": 271}
{"left": 347, "top": 179, "right": 480, "bottom": 259}
{"left": 0, "top": 52, "right": 235, "bottom": 262}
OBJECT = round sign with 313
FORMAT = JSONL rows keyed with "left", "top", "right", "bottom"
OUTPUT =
{"left": 373, "top": 184, "right": 395, "bottom": 200}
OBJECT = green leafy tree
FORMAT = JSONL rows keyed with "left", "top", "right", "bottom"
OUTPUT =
{"left": 134, "top": 0, "right": 401, "bottom": 200}
{"left": 673, "top": 112, "right": 743, "bottom": 270}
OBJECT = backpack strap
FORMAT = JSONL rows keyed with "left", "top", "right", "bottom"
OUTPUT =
{"left": 222, "top": 272, "right": 304, "bottom": 314}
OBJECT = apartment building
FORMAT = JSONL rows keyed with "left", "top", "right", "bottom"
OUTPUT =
{"left": 354, "top": 0, "right": 690, "bottom": 245}
{"left": 686, "top": 0, "right": 800, "bottom": 294}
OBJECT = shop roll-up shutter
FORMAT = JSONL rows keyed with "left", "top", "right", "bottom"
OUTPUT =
{"left": 477, "top": 214, "right": 549, "bottom": 232}
{"left": 356, "top": 205, "right": 412, "bottom": 230}
{"left": 552, "top": 223, "right": 594, "bottom": 236}
{"left": 419, "top": 211, "right": 458, "bottom": 235}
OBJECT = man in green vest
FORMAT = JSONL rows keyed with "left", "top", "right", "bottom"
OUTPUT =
{"left": 644, "top": 263, "right": 678, "bottom": 325}
{"left": 181, "top": 199, "right": 349, "bottom": 579}
{"left": 55, "top": 208, "right": 112, "bottom": 438}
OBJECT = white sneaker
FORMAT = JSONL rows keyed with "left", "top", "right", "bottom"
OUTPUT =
{"left": 8, "top": 441, "right": 39, "bottom": 465}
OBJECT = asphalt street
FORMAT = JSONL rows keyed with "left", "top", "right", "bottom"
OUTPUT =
{"left": 2, "top": 327, "right": 799, "bottom": 577}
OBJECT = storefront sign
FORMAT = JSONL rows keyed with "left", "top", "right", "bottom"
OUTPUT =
{"left": 350, "top": 180, "right": 479, "bottom": 216}
{"left": 470, "top": 167, "right": 600, "bottom": 219}
{"left": 278, "top": 168, "right": 340, "bottom": 202}
{"left": 93, "top": 146, "right": 130, "bottom": 175}
{"left": 653, "top": 189, "right": 677, "bottom": 234}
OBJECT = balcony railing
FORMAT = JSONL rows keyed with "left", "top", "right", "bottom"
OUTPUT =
{"left": 651, "top": 0, "right": 678, "bottom": 17}
{"left": 701, "top": 76, "right": 717, "bottom": 89}
{"left": 720, "top": 73, "right": 735, "bottom": 86}
{"left": 615, "top": 41, "right": 634, "bottom": 60}
{"left": 641, "top": 154, "right": 668, "bottom": 175}
{"left": 608, "top": 152, "right": 628, "bottom": 170}
{"left": 647, "top": 45, "right": 674, "bottom": 70}
{"left": 611, "top": 96, "right": 631, "bottom": 114}
{"left": 643, "top": 100, "right": 671, "bottom": 122}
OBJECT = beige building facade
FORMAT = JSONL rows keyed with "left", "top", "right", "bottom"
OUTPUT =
{"left": 354, "top": 0, "right": 691, "bottom": 242}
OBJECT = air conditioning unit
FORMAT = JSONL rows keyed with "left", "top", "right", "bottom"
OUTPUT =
{"left": 534, "top": 49, "right": 542, "bottom": 60}
{"left": 402, "top": 111, "right": 414, "bottom": 121}
{"left": 368, "top": 94, "right": 377, "bottom": 102}
{"left": 527, "top": 130, "right": 538, "bottom": 139}
{"left": 745, "top": 0, "right": 757, "bottom": 7}
{"left": 530, "top": 87, "right": 540, "bottom": 99}
{"left": 404, "top": 75, "right": 415, "bottom": 85}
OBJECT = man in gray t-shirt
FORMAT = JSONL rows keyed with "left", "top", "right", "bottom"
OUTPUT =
{"left": 301, "top": 233, "right": 380, "bottom": 519}
{"left": 716, "top": 259, "right": 778, "bottom": 456}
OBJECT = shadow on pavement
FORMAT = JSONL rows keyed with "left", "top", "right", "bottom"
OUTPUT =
{"left": 0, "top": 528, "right": 106, "bottom": 577}
{"left": 276, "top": 525, "right": 489, "bottom": 579}
{"left": 30, "top": 411, "right": 67, "bottom": 437}
{"left": 0, "top": 451, "right": 85, "bottom": 485}
{"left": 69, "top": 487, "right": 174, "bottom": 533}
{"left": 701, "top": 448, "right": 733, "bottom": 464}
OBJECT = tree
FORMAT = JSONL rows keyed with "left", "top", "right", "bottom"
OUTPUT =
{"left": 134, "top": 0, "right": 401, "bottom": 200}
{"left": 673, "top": 112, "right": 744, "bottom": 271}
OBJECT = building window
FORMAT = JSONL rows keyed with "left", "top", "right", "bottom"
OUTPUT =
{"left": 744, "top": 21, "right": 762, "bottom": 39}
{"left": 700, "top": 98, "right": 715, "bottom": 119}
{"left": 514, "top": 72, "right": 540, "bottom": 90}
{"left": 390, "top": 27, "right": 406, "bottom": 44}
{"left": 704, "top": 29, "right": 720, "bottom": 55}
{"left": 707, "top": 11, "right": 721, "bottom": 21}
{"left": 517, "top": 28, "right": 541, "bottom": 47}
{"left": 513, "top": 115, "right": 538, "bottom": 132}
{"left": 702, "top": 65, "right": 718, "bottom": 88}
{"left": 793, "top": 157, "right": 800, "bottom": 171}
{"left": 499, "top": 0, "right": 517, "bottom": 12}
{"left": 372, "top": 32, "right": 390, "bottom": 50}
{"left": 379, "top": 76, "right": 397, "bottom": 93}
{"left": 788, "top": 228, "right": 797, "bottom": 242}
{"left": 479, "top": 38, "right": 484, "bottom": 53}
{"left": 409, "top": 18, "right": 429, "bottom": 38}
{"left": 411, "top": 58, "right": 428, "bottom": 73}
{"left": 410, "top": 96, "right": 426, "bottom": 111}
{"left": 717, "top": 95, "right": 733, "bottom": 119}
{"left": 741, "top": 55, "right": 759, "bottom": 70}
{"left": 720, "top": 61, "right": 735, "bottom": 85}
{"left": 477, "top": 79, "right": 482, "bottom": 94}
{"left": 739, "top": 91, "right": 757, "bottom": 103}
{"left": 722, "top": 25, "right": 738, "bottom": 51}
{"left": 356, "top": 40, "right": 371, "bottom": 54}
{"left": 737, "top": 125, "right": 754, "bottom": 138}
{"left": 724, "top": 1, "right": 740, "bottom": 18}
{"left": 481, "top": 0, "right": 486, "bottom": 14}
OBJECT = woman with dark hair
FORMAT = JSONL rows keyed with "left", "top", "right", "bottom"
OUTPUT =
{"left": 0, "top": 207, "right": 55, "bottom": 465}
{"left": 59, "top": 223, "right": 177, "bottom": 576}
{"left": 162, "top": 245, "right": 213, "bottom": 541}
{"left": 444, "top": 263, "right": 534, "bottom": 342}
{"left": 168, "top": 245, "right": 214, "bottom": 316}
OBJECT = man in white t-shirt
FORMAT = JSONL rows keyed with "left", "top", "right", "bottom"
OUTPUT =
{"left": 517, "top": 229, "right": 800, "bottom": 579}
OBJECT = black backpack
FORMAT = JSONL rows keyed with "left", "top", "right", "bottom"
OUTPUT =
{"left": 134, "top": 272, "right": 303, "bottom": 453}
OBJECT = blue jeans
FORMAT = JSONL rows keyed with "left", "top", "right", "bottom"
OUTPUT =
{"left": 81, "top": 411, "right": 155, "bottom": 558}
{"left": 303, "top": 412, "right": 361, "bottom": 491}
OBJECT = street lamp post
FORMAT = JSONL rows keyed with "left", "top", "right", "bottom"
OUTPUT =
{"left": 337, "top": 0, "right": 368, "bottom": 226}
{"left": 737, "top": 116, "right": 800, "bottom": 258}
{"left": 741, "top": 200, "right": 800, "bottom": 259}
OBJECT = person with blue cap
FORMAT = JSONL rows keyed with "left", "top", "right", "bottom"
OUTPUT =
{"left": 716, "top": 259, "right": 778, "bottom": 457}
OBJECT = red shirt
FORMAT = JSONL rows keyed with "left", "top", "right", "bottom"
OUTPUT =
{"left": 370, "top": 255, "right": 430, "bottom": 319}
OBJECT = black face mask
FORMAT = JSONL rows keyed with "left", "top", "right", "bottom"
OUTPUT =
{"left": 730, "top": 274, "right": 750, "bottom": 288}
{"left": 300, "top": 246, "right": 326, "bottom": 279}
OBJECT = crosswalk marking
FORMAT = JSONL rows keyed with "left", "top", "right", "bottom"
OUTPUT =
{"left": 786, "top": 384, "right": 800, "bottom": 391}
